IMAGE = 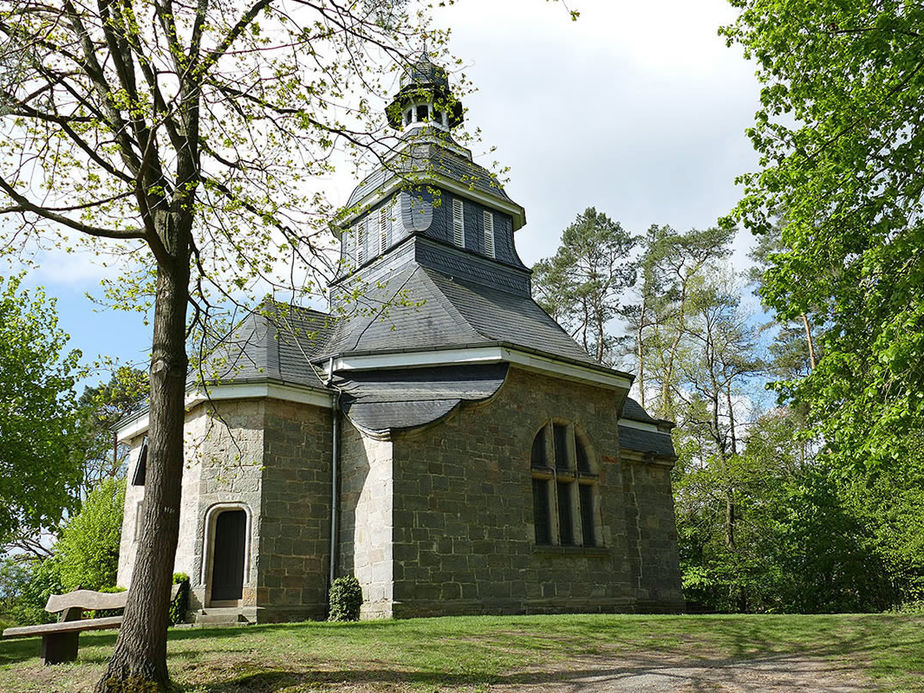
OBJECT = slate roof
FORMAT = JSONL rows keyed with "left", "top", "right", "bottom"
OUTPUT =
{"left": 345, "top": 138, "right": 512, "bottom": 211}
{"left": 333, "top": 364, "right": 508, "bottom": 433}
{"left": 618, "top": 424, "right": 676, "bottom": 459}
{"left": 194, "top": 302, "right": 334, "bottom": 389}
{"left": 618, "top": 397, "right": 676, "bottom": 459}
{"left": 318, "top": 263, "right": 597, "bottom": 367}
{"left": 621, "top": 397, "right": 660, "bottom": 424}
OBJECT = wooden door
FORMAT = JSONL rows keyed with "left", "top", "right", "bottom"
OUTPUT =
{"left": 210, "top": 509, "right": 246, "bottom": 602}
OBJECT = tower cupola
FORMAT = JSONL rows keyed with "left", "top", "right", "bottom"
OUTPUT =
{"left": 386, "top": 52, "right": 464, "bottom": 134}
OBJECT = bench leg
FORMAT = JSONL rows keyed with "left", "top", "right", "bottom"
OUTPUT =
{"left": 41, "top": 632, "right": 78, "bottom": 665}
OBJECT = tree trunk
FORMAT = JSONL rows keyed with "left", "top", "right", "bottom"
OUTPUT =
{"left": 637, "top": 297, "right": 647, "bottom": 409}
{"left": 661, "top": 281, "right": 688, "bottom": 419}
{"left": 96, "top": 250, "right": 189, "bottom": 692}
{"left": 801, "top": 313, "right": 817, "bottom": 370}
{"left": 726, "top": 387, "right": 738, "bottom": 457}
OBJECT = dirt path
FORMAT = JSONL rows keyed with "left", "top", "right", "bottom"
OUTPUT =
{"left": 487, "top": 653, "right": 875, "bottom": 692}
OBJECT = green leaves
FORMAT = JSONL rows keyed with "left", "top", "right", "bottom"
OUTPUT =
{"left": 0, "top": 274, "right": 83, "bottom": 541}
{"left": 55, "top": 478, "right": 125, "bottom": 592}
{"left": 725, "top": 0, "right": 924, "bottom": 470}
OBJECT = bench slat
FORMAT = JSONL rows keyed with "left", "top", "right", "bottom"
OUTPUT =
{"left": 2, "top": 616, "right": 123, "bottom": 638}
{"left": 45, "top": 589, "right": 128, "bottom": 614}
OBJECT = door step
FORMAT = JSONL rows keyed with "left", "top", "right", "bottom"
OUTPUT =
{"left": 193, "top": 607, "right": 256, "bottom": 626}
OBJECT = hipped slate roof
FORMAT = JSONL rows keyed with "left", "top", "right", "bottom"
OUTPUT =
{"left": 319, "top": 263, "right": 597, "bottom": 366}
{"left": 183, "top": 301, "right": 674, "bottom": 458}
{"left": 195, "top": 302, "right": 334, "bottom": 389}
{"left": 618, "top": 397, "right": 676, "bottom": 459}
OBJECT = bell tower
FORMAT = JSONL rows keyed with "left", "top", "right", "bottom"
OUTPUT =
{"left": 333, "top": 53, "right": 528, "bottom": 291}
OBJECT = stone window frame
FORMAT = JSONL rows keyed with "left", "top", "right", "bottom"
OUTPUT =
{"left": 530, "top": 420, "right": 601, "bottom": 548}
{"left": 201, "top": 502, "right": 252, "bottom": 606}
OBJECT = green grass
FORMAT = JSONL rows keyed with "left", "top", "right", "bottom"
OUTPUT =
{"left": 1, "top": 613, "right": 922, "bottom": 692}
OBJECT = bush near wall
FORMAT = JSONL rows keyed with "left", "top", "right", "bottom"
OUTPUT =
{"left": 328, "top": 576, "right": 362, "bottom": 621}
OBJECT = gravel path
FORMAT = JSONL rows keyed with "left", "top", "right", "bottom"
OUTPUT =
{"left": 487, "top": 653, "right": 874, "bottom": 692}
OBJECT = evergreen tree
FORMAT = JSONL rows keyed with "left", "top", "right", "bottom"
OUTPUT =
{"left": 533, "top": 208, "right": 637, "bottom": 365}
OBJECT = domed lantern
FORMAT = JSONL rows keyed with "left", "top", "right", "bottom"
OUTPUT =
{"left": 386, "top": 52, "right": 464, "bottom": 132}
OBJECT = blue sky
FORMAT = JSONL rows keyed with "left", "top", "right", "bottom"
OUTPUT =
{"left": 2, "top": 0, "right": 762, "bottom": 388}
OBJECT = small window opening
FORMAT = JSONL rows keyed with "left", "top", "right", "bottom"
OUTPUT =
{"left": 531, "top": 431, "right": 547, "bottom": 468}
{"left": 416, "top": 104, "right": 429, "bottom": 122}
{"left": 357, "top": 219, "right": 367, "bottom": 264}
{"left": 576, "top": 438, "right": 591, "bottom": 474}
{"left": 553, "top": 423, "right": 569, "bottom": 470}
{"left": 532, "top": 479, "right": 551, "bottom": 544}
{"left": 131, "top": 438, "right": 148, "bottom": 486}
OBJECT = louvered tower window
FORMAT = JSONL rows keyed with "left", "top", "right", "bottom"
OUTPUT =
{"left": 378, "top": 207, "right": 388, "bottom": 254}
{"left": 357, "top": 218, "right": 367, "bottom": 265}
{"left": 483, "top": 210, "right": 495, "bottom": 258}
{"left": 452, "top": 198, "right": 464, "bottom": 247}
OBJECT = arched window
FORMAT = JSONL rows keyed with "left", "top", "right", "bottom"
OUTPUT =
{"left": 530, "top": 421, "right": 600, "bottom": 547}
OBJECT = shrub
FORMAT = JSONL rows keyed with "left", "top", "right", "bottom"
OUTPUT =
{"left": 328, "top": 576, "right": 362, "bottom": 621}
{"left": 56, "top": 478, "right": 125, "bottom": 592}
{"left": 169, "top": 572, "right": 190, "bottom": 625}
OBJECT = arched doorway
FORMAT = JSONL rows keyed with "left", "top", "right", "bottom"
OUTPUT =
{"left": 209, "top": 508, "right": 247, "bottom": 604}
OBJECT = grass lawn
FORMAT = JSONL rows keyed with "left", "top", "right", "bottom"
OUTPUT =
{"left": 0, "top": 613, "right": 922, "bottom": 692}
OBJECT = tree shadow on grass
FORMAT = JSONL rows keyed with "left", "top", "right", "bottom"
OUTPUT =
{"left": 187, "top": 652, "right": 875, "bottom": 693}
{"left": 0, "top": 621, "right": 395, "bottom": 667}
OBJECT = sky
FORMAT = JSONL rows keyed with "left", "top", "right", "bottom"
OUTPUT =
{"left": 4, "top": 0, "right": 763, "bottom": 386}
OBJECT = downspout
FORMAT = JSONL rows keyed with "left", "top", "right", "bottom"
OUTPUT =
{"left": 326, "top": 357, "right": 341, "bottom": 592}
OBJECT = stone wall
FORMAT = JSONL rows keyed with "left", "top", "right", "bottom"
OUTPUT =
{"left": 117, "top": 396, "right": 334, "bottom": 623}
{"left": 387, "top": 366, "right": 683, "bottom": 617}
{"left": 116, "top": 436, "right": 147, "bottom": 588}
{"left": 181, "top": 400, "right": 266, "bottom": 612}
{"left": 257, "top": 398, "right": 333, "bottom": 622}
{"left": 338, "top": 422, "right": 394, "bottom": 618}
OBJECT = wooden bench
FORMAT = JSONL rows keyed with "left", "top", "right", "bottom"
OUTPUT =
{"left": 2, "top": 585, "right": 181, "bottom": 665}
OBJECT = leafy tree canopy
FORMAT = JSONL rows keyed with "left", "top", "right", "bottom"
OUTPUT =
{"left": 0, "top": 274, "right": 83, "bottom": 542}
{"left": 722, "top": 0, "right": 924, "bottom": 468}
{"left": 76, "top": 367, "right": 148, "bottom": 490}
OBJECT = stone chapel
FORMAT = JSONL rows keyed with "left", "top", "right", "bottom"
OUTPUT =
{"left": 115, "top": 55, "right": 684, "bottom": 623}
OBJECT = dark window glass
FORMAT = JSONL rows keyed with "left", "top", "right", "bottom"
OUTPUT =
{"left": 434, "top": 109, "right": 444, "bottom": 124}
{"left": 131, "top": 440, "right": 148, "bottom": 486}
{"left": 557, "top": 482, "right": 574, "bottom": 545}
{"left": 532, "top": 478, "right": 551, "bottom": 544}
{"left": 416, "top": 105, "right": 429, "bottom": 121}
{"left": 553, "top": 423, "right": 569, "bottom": 470}
{"left": 531, "top": 430, "right": 547, "bottom": 468}
{"left": 580, "top": 484, "right": 596, "bottom": 546}
{"left": 576, "top": 438, "right": 591, "bottom": 474}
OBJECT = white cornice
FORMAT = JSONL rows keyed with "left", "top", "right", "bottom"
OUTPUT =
{"left": 116, "top": 382, "right": 332, "bottom": 442}
{"left": 325, "top": 345, "right": 632, "bottom": 392}
{"left": 617, "top": 418, "right": 662, "bottom": 433}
